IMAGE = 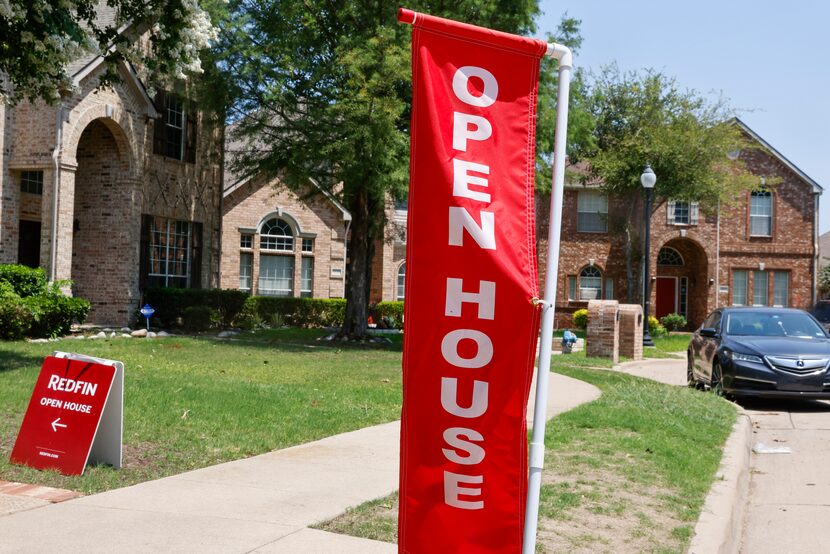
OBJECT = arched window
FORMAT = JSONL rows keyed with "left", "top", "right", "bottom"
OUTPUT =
{"left": 657, "top": 247, "right": 684, "bottom": 266}
{"left": 579, "top": 266, "right": 602, "bottom": 300}
{"left": 260, "top": 218, "right": 294, "bottom": 251}
{"left": 397, "top": 263, "right": 406, "bottom": 300}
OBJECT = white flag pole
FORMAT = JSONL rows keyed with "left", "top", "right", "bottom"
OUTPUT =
{"left": 522, "top": 41, "right": 572, "bottom": 554}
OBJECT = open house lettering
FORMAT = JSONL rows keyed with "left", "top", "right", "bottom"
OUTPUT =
{"left": 441, "top": 65, "right": 499, "bottom": 510}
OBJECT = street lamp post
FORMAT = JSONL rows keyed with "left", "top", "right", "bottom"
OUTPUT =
{"left": 641, "top": 165, "right": 656, "bottom": 347}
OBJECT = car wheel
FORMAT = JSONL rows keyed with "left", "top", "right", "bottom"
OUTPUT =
{"left": 711, "top": 362, "right": 725, "bottom": 397}
{"left": 687, "top": 354, "right": 697, "bottom": 388}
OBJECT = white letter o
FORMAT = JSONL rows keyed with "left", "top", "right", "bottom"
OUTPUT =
{"left": 452, "top": 66, "right": 498, "bottom": 107}
{"left": 441, "top": 329, "right": 493, "bottom": 368}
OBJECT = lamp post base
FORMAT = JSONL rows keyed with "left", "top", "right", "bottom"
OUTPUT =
{"left": 643, "top": 330, "right": 655, "bottom": 347}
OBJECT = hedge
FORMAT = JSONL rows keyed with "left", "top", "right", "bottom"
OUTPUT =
{"left": 142, "top": 288, "right": 250, "bottom": 327}
{"left": 371, "top": 301, "right": 404, "bottom": 329}
{"left": 0, "top": 264, "right": 48, "bottom": 297}
{"left": 245, "top": 296, "right": 346, "bottom": 328}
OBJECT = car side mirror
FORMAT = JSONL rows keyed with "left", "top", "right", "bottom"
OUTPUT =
{"left": 699, "top": 327, "right": 718, "bottom": 338}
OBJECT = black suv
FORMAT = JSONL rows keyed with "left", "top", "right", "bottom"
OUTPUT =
{"left": 811, "top": 300, "right": 830, "bottom": 332}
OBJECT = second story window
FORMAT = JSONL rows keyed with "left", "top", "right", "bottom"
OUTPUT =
{"left": 153, "top": 91, "right": 197, "bottom": 163}
{"left": 260, "top": 218, "right": 294, "bottom": 251}
{"left": 667, "top": 200, "right": 699, "bottom": 225}
{"left": 577, "top": 190, "right": 607, "bottom": 233}
{"left": 750, "top": 191, "right": 772, "bottom": 237}
{"left": 20, "top": 171, "right": 44, "bottom": 195}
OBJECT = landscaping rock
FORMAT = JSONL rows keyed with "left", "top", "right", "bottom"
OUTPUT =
{"left": 131, "top": 329, "right": 148, "bottom": 338}
{"left": 217, "top": 331, "right": 239, "bottom": 338}
{"left": 121, "top": 333, "right": 132, "bottom": 338}
{"left": 94, "top": 331, "right": 107, "bottom": 339}
{"left": 157, "top": 331, "right": 172, "bottom": 337}
{"left": 121, "top": 327, "right": 132, "bottom": 333}
{"left": 73, "top": 335, "right": 85, "bottom": 340}
{"left": 110, "top": 332, "right": 116, "bottom": 338}
{"left": 147, "top": 332, "right": 157, "bottom": 338}
{"left": 29, "top": 338, "right": 49, "bottom": 343}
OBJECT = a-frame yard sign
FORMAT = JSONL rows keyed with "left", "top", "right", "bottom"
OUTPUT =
{"left": 10, "top": 351, "right": 124, "bottom": 476}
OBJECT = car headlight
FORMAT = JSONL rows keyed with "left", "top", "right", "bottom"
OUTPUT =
{"left": 730, "top": 351, "right": 763, "bottom": 364}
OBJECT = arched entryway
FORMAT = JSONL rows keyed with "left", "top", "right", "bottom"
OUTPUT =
{"left": 71, "top": 118, "right": 134, "bottom": 323}
{"left": 654, "top": 238, "right": 708, "bottom": 329}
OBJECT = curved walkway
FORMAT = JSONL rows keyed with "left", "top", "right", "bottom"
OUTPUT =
{"left": 0, "top": 372, "right": 600, "bottom": 553}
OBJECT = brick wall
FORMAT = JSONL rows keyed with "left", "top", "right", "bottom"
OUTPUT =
{"left": 618, "top": 304, "right": 643, "bottom": 360}
{"left": 586, "top": 299, "right": 619, "bottom": 362}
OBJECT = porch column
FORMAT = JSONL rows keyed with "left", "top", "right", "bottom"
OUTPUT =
{"left": 40, "top": 162, "right": 77, "bottom": 282}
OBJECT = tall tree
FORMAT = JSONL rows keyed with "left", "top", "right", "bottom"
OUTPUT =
{"left": 220, "top": 1, "right": 543, "bottom": 337}
{"left": 570, "top": 66, "right": 760, "bottom": 300}
{"left": 0, "top": 0, "right": 220, "bottom": 103}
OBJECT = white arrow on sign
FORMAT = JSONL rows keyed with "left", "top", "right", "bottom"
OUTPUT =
{"left": 51, "top": 418, "right": 68, "bottom": 432}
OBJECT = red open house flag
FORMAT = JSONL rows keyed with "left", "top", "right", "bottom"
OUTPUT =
{"left": 397, "top": 9, "right": 546, "bottom": 553}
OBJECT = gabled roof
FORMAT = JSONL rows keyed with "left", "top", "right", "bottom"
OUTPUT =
{"left": 733, "top": 117, "right": 822, "bottom": 194}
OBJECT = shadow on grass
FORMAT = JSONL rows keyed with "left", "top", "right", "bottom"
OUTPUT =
{"left": 187, "top": 328, "right": 404, "bottom": 354}
{"left": 0, "top": 349, "right": 47, "bottom": 374}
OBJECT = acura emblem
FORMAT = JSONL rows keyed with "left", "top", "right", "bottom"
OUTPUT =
{"left": 797, "top": 359, "right": 805, "bottom": 368}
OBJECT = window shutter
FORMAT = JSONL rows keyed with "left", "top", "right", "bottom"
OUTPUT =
{"left": 667, "top": 200, "right": 676, "bottom": 225}
{"left": 184, "top": 105, "right": 197, "bottom": 164}
{"left": 153, "top": 91, "right": 166, "bottom": 156}
{"left": 139, "top": 214, "right": 152, "bottom": 291}
{"left": 691, "top": 202, "right": 700, "bottom": 225}
{"left": 190, "top": 221, "right": 203, "bottom": 288}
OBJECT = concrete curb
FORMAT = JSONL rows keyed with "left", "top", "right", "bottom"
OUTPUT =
{"left": 689, "top": 410, "right": 752, "bottom": 554}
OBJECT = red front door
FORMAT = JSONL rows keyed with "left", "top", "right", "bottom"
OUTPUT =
{"left": 655, "top": 277, "right": 677, "bottom": 319}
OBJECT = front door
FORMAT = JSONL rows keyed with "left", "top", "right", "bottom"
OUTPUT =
{"left": 17, "top": 220, "right": 41, "bottom": 268}
{"left": 655, "top": 277, "right": 677, "bottom": 319}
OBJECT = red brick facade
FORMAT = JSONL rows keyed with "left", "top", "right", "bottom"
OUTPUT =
{"left": 540, "top": 121, "right": 821, "bottom": 330}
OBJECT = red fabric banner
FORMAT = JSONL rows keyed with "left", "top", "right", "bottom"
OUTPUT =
{"left": 398, "top": 9, "right": 546, "bottom": 553}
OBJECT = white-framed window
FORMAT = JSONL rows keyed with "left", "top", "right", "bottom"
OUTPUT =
{"left": 240, "top": 233, "right": 253, "bottom": 249}
{"left": 397, "top": 263, "right": 406, "bottom": 300}
{"left": 667, "top": 200, "right": 699, "bottom": 226}
{"left": 148, "top": 218, "right": 191, "bottom": 288}
{"left": 260, "top": 218, "right": 294, "bottom": 251}
{"left": 259, "top": 255, "right": 294, "bottom": 296}
{"left": 753, "top": 270, "right": 768, "bottom": 306}
{"left": 568, "top": 276, "right": 577, "bottom": 301}
{"left": 239, "top": 252, "right": 252, "bottom": 291}
{"left": 302, "top": 238, "right": 314, "bottom": 253}
{"left": 579, "top": 266, "right": 602, "bottom": 300}
{"left": 732, "top": 270, "right": 748, "bottom": 306}
{"left": 577, "top": 191, "right": 607, "bottom": 233}
{"left": 750, "top": 191, "right": 772, "bottom": 236}
{"left": 773, "top": 272, "right": 789, "bottom": 307}
{"left": 300, "top": 257, "right": 313, "bottom": 298}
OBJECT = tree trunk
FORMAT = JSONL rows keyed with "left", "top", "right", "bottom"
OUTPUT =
{"left": 340, "top": 187, "right": 371, "bottom": 338}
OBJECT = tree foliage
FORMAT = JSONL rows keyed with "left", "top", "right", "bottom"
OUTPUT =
{"left": 570, "top": 65, "right": 759, "bottom": 210}
{"left": 0, "top": 0, "right": 220, "bottom": 103}
{"left": 220, "top": 0, "right": 544, "bottom": 336}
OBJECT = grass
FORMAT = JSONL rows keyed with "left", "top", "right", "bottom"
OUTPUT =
{"left": 317, "top": 353, "right": 736, "bottom": 553}
{"left": 644, "top": 333, "right": 692, "bottom": 359}
{"left": 0, "top": 328, "right": 403, "bottom": 493}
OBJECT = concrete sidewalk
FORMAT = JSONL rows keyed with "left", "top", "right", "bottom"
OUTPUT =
{"left": 0, "top": 372, "right": 600, "bottom": 553}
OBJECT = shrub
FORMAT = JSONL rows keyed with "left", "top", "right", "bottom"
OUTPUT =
{"left": 0, "top": 282, "right": 33, "bottom": 340}
{"left": 0, "top": 264, "right": 47, "bottom": 297}
{"left": 182, "top": 305, "right": 220, "bottom": 332}
{"left": 648, "top": 316, "right": 667, "bottom": 338}
{"left": 25, "top": 289, "right": 90, "bottom": 338}
{"left": 660, "top": 312, "right": 687, "bottom": 332}
{"left": 572, "top": 308, "right": 588, "bottom": 330}
{"left": 371, "top": 301, "right": 404, "bottom": 329}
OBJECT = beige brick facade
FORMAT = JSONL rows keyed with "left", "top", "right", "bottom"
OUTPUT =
{"left": 220, "top": 177, "right": 350, "bottom": 298}
{"left": 0, "top": 60, "right": 222, "bottom": 325}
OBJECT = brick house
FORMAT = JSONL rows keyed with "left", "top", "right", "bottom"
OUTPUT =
{"left": 0, "top": 24, "right": 223, "bottom": 324}
{"left": 220, "top": 144, "right": 352, "bottom": 297}
{"left": 540, "top": 118, "right": 822, "bottom": 329}
{"left": 376, "top": 118, "right": 821, "bottom": 329}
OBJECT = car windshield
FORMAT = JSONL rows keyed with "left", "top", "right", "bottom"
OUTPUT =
{"left": 725, "top": 312, "right": 826, "bottom": 338}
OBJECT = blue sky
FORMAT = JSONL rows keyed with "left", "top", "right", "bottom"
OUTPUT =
{"left": 538, "top": 0, "right": 829, "bottom": 232}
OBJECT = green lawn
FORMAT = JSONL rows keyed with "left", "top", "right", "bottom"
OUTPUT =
{"left": 644, "top": 332, "right": 693, "bottom": 359}
{"left": 0, "top": 329, "right": 403, "bottom": 493}
{"left": 317, "top": 352, "right": 736, "bottom": 553}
